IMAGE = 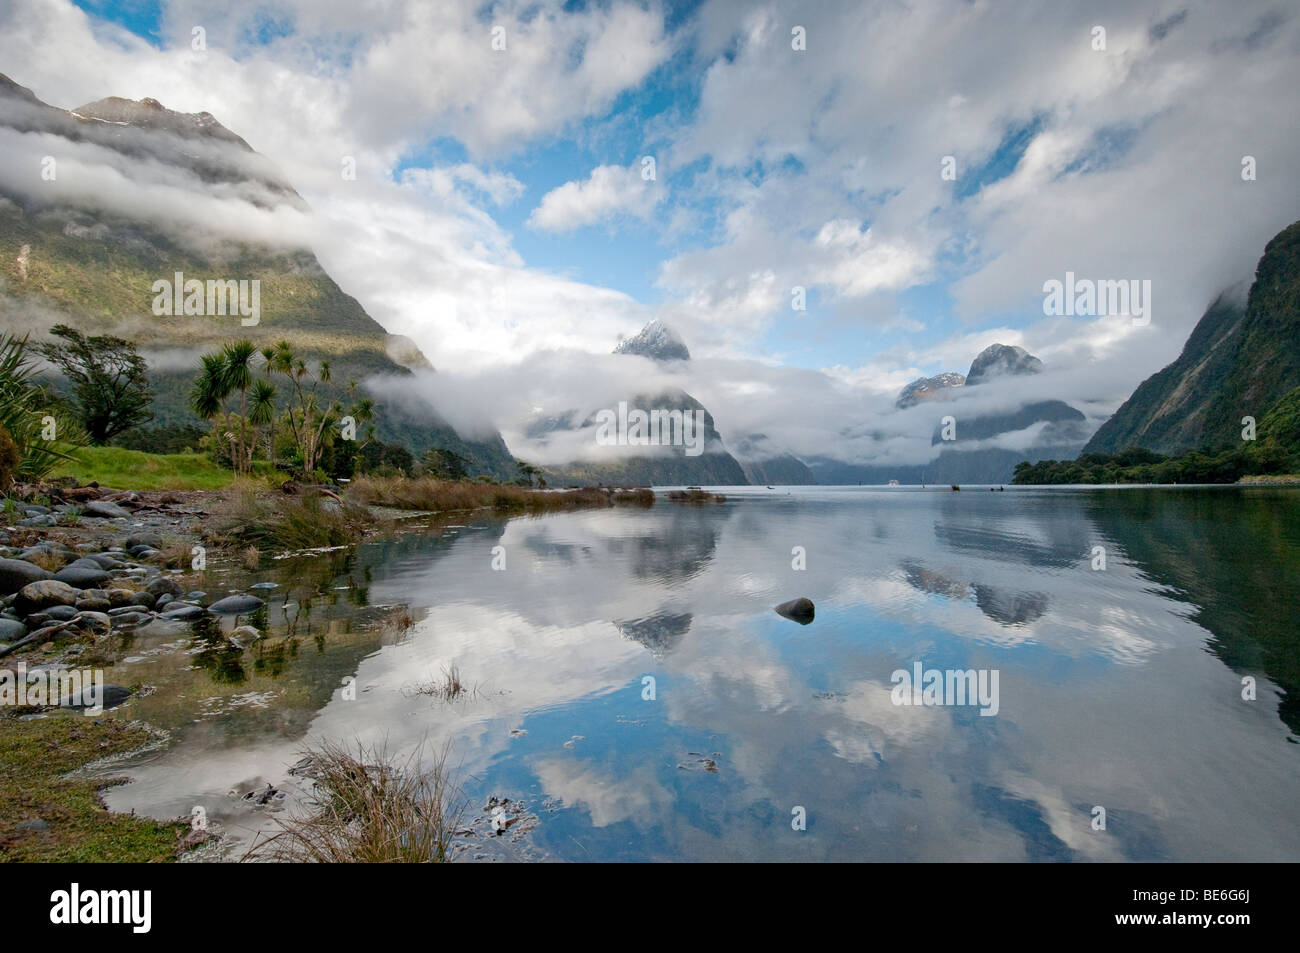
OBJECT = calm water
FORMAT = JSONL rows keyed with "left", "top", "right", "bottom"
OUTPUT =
{"left": 102, "top": 485, "right": 1300, "bottom": 861}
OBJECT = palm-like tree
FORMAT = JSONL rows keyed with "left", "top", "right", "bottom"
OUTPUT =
{"left": 220, "top": 341, "right": 258, "bottom": 472}
{"left": 191, "top": 352, "right": 232, "bottom": 454}
{"left": 248, "top": 380, "right": 278, "bottom": 472}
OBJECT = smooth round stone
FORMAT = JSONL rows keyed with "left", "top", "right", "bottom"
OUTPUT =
{"left": 82, "top": 500, "right": 132, "bottom": 519}
{"left": 54, "top": 566, "right": 112, "bottom": 589}
{"left": 774, "top": 597, "right": 816, "bottom": 625}
{"left": 75, "top": 590, "right": 112, "bottom": 612}
{"left": 146, "top": 577, "right": 184, "bottom": 598}
{"left": 106, "top": 589, "right": 137, "bottom": 607}
{"left": 0, "top": 617, "right": 26, "bottom": 640}
{"left": 207, "top": 594, "right": 266, "bottom": 615}
{"left": 84, "top": 553, "right": 127, "bottom": 570}
{"left": 58, "top": 684, "right": 132, "bottom": 710}
{"left": 249, "top": 582, "right": 279, "bottom": 590}
{"left": 14, "top": 580, "right": 80, "bottom": 616}
{"left": 159, "top": 605, "right": 204, "bottom": 621}
{"left": 0, "top": 558, "right": 53, "bottom": 596}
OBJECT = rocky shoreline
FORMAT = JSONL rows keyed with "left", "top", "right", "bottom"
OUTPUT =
{"left": 0, "top": 487, "right": 228, "bottom": 675}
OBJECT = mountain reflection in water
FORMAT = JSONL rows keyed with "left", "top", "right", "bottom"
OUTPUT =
{"left": 103, "top": 486, "right": 1300, "bottom": 862}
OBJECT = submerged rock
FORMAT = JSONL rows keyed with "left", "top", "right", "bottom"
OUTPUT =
{"left": 774, "top": 597, "right": 816, "bottom": 625}
{"left": 58, "top": 683, "right": 133, "bottom": 710}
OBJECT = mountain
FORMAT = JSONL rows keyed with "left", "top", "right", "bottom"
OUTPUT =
{"left": 965, "top": 344, "right": 1043, "bottom": 385}
{"left": 524, "top": 321, "right": 785, "bottom": 486}
{"left": 925, "top": 344, "right": 1086, "bottom": 482}
{"left": 1083, "top": 219, "right": 1300, "bottom": 455}
{"left": 729, "top": 433, "right": 816, "bottom": 485}
{"left": 896, "top": 371, "right": 966, "bottom": 409}
{"left": 0, "top": 74, "right": 516, "bottom": 479}
{"left": 806, "top": 343, "right": 1086, "bottom": 485}
{"left": 529, "top": 386, "right": 749, "bottom": 487}
{"left": 613, "top": 319, "right": 690, "bottom": 361}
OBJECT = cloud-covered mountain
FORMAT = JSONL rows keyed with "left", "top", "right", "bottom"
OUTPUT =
{"left": 520, "top": 321, "right": 752, "bottom": 485}
{"left": 808, "top": 343, "right": 1087, "bottom": 484}
{"left": 1083, "top": 219, "right": 1300, "bottom": 456}
{"left": 896, "top": 371, "right": 966, "bottom": 409}
{"left": 0, "top": 74, "right": 516, "bottom": 477}
{"left": 613, "top": 319, "right": 690, "bottom": 362}
{"left": 965, "top": 344, "right": 1044, "bottom": 385}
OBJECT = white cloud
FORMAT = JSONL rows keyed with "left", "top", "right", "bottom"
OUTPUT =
{"left": 527, "top": 163, "right": 660, "bottom": 232}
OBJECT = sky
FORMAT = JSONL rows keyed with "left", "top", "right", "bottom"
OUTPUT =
{"left": 2, "top": 0, "right": 1299, "bottom": 465}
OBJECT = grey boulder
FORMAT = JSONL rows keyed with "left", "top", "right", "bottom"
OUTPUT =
{"left": 83, "top": 501, "right": 132, "bottom": 519}
{"left": 14, "top": 580, "right": 81, "bottom": 616}
{"left": 54, "top": 565, "right": 112, "bottom": 589}
{"left": 0, "top": 558, "right": 53, "bottom": 596}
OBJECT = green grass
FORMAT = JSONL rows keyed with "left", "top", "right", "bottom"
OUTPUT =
{"left": 0, "top": 716, "right": 185, "bottom": 862}
{"left": 54, "top": 445, "right": 237, "bottom": 491}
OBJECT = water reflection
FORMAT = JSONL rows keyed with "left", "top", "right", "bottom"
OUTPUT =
{"left": 100, "top": 487, "right": 1300, "bottom": 862}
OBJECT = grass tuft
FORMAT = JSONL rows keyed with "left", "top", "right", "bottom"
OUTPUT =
{"left": 244, "top": 740, "right": 465, "bottom": 863}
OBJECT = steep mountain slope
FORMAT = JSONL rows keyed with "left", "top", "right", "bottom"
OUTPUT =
{"left": 1084, "top": 219, "right": 1300, "bottom": 455}
{"left": 0, "top": 74, "right": 516, "bottom": 478}
{"left": 730, "top": 433, "right": 816, "bottom": 485}
{"left": 896, "top": 371, "right": 965, "bottom": 409}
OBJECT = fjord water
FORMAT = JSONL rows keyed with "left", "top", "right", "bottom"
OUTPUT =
{"left": 104, "top": 486, "right": 1300, "bottom": 861}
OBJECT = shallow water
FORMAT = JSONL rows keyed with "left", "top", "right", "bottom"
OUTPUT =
{"left": 101, "top": 485, "right": 1300, "bottom": 861}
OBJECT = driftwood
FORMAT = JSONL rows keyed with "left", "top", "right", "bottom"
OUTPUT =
{"left": 280, "top": 480, "right": 343, "bottom": 504}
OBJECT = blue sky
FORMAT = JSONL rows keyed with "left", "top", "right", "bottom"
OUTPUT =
{"left": 11, "top": 0, "right": 1296, "bottom": 462}
{"left": 68, "top": 0, "right": 1052, "bottom": 373}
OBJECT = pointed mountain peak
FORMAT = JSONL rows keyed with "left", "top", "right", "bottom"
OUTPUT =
{"left": 614, "top": 319, "right": 691, "bottom": 361}
{"left": 966, "top": 343, "right": 1043, "bottom": 385}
